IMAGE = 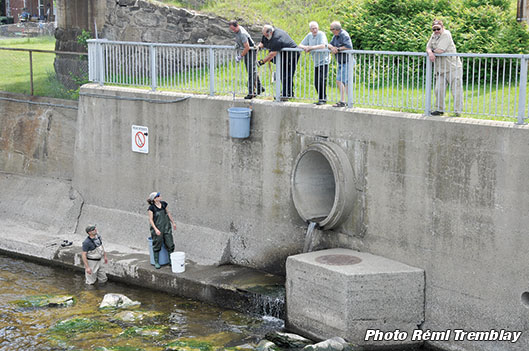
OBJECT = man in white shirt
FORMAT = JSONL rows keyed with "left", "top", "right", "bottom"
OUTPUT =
{"left": 299, "top": 21, "right": 330, "bottom": 105}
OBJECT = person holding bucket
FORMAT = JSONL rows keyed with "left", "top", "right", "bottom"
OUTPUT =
{"left": 147, "top": 192, "right": 176, "bottom": 269}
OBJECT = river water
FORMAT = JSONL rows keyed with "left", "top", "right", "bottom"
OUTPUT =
{"left": 0, "top": 254, "right": 283, "bottom": 350}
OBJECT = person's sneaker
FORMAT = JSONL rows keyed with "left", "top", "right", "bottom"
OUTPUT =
{"left": 431, "top": 111, "right": 444, "bottom": 116}
{"left": 280, "top": 97, "right": 290, "bottom": 102}
{"left": 244, "top": 94, "right": 255, "bottom": 99}
{"left": 454, "top": 113, "right": 461, "bottom": 117}
{"left": 154, "top": 262, "right": 161, "bottom": 269}
{"left": 315, "top": 100, "right": 326, "bottom": 105}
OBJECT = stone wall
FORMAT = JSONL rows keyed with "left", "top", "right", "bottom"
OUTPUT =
{"left": 0, "top": 92, "right": 78, "bottom": 180}
{"left": 102, "top": 0, "right": 261, "bottom": 45}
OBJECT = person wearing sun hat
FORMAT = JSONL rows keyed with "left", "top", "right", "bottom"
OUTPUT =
{"left": 81, "top": 224, "right": 108, "bottom": 285}
{"left": 426, "top": 19, "right": 463, "bottom": 116}
{"left": 147, "top": 192, "right": 176, "bottom": 269}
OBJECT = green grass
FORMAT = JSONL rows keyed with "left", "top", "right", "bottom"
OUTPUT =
{"left": 0, "top": 36, "right": 56, "bottom": 49}
{"left": 157, "top": 0, "right": 340, "bottom": 42}
{"left": 0, "top": 36, "right": 86, "bottom": 99}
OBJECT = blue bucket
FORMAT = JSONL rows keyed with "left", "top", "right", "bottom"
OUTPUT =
{"left": 228, "top": 107, "right": 252, "bottom": 138}
{"left": 147, "top": 237, "right": 170, "bottom": 266}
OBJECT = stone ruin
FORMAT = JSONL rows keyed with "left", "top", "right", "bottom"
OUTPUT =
{"left": 54, "top": 0, "right": 262, "bottom": 91}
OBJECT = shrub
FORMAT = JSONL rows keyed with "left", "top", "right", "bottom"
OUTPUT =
{"left": 340, "top": 0, "right": 529, "bottom": 54}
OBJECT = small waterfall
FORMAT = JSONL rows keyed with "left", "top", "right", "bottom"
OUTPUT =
{"left": 303, "top": 221, "right": 318, "bottom": 253}
{"left": 250, "top": 294, "right": 285, "bottom": 320}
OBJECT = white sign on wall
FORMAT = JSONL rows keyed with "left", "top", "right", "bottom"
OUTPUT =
{"left": 131, "top": 125, "right": 149, "bottom": 154}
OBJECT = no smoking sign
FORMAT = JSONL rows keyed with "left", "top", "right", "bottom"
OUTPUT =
{"left": 131, "top": 125, "right": 149, "bottom": 154}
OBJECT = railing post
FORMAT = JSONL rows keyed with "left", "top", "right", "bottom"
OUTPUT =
{"left": 424, "top": 55, "right": 432, "bottom": 116}
{"left": 88, "top": 41, "right": 95, "bottom": 82}
{"left": 209, "top": 47, "right": 215, "bottom": 96}
{"left": 29, "top": 50, "right": 34, "bottom": 96}
{"left": 275, "top": 52, "right": 281, "bottom": 102}
{"left": 150, "top": 45, "right": 157, "bottom": 91}
{"left": 347, "top": 51, "right": 354, "bottom": 108}
{"left": 97, "top": 41, "right": 104, "bottom": 86}
{"left": 517, "top": 55, "right": 528, "bottom": 125}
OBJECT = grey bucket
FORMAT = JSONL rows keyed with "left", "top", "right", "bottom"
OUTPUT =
{"left": 228, "top": 107, "right": 252, "bottom": 138}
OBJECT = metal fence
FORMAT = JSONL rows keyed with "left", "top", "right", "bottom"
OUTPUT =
{"left": 0, "top": 46, "right": 88, "bottom": 99}
{"left": 88, "top": 39, "right": 529, "bottom": 123}
{"left": 0, "top": 22, "right": 56, "bottom": 38}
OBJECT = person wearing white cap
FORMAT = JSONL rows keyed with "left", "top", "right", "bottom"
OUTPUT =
{"left": 81, "top": 225, "right": 108, "bottom": 285}
{"left": 147, "top": 192, "right": 176, "bottom": 269}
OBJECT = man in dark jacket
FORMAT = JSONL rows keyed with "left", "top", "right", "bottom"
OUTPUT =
{"left": 258, "top": 25, "right": 300, "bottom": 101}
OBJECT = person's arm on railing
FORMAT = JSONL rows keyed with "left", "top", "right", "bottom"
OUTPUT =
{"left": 241, "top": 40, "right": 251, "bottom": 58}
{"left": 236, "top": 40, "right": 251, "bottom": 62}
{"left": 299, "top": 43, "right": 326, "bottom": 52}
{"left": 256, "top": 42, "right": 277, "bottom": 66}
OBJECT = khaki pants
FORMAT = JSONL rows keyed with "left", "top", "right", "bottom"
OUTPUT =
{"left": 85, "top": 258, "right": 107, "bottom": 285}
{"left": 434, "top": 70, "right": 463, "bottom": 113}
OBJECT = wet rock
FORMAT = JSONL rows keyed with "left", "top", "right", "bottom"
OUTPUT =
{"left": 264, "top": 331, "right": 312, "bottom": 348}
{"left": 94, "top": 348, "right": 143, "bottom": 351}
{"left": 121, "top": 325, "right": 166, "bottom": 338}
{"left": 226, "top": 343, "right": 256, "bottom": 350}
{"left": 256, "top": 340, "right": 279, "bottom": 351}
{"left": 112, "top": 310, "right": 160, "bottom": 322}
{"left": 165, "top": 338, "right": 215, "bottom": 350}
{"left": 50, "top": 317, "right": 111, "bottom": 334}
{"left": 303, "top": 337, "right": 352, "bottom": 351}
{"left": 99, "top": 293, "right": 141, "bottom": 309}
{"left": 12, "top": 294, "right": 75, "bottom": 308}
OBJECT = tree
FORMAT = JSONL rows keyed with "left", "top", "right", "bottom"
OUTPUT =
{"left": 340, "top": 0, "right": 529, "bottom": 54}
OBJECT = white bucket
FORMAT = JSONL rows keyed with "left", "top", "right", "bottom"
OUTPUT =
{"left": 170, "top": 252, "right": 185, "bottom": 273}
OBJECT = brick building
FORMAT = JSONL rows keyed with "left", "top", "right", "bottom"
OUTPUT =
{"left": 1, "top": 0, "right": 54, "bottom": 23}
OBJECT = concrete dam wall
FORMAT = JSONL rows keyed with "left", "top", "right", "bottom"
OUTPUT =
{"left": 1, "top": 85, "right": 529, "bottom": 351}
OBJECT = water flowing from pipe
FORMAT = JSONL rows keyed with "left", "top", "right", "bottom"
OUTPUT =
{"left": 303, "top": 221, "right": 318, "bottom": 253}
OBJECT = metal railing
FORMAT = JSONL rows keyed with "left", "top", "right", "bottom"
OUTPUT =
{"left": 87, "top": 39, "right": 529, "bottom": 124}
{"left": 0, "top": 46, "right": 88, "bottom": 99}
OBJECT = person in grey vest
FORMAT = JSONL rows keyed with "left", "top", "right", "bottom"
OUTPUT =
{"left": 82, "top": 225, "right": 108, "bottom": 285}
{"left": 299, "top": 21, "right": 330, "bottom": 105}
{"left": 229, "top": 20, "right": 264, "bottom": 99}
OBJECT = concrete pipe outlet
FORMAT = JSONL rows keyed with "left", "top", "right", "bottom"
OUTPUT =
{"left": 291, "top": 141, "right": 356, "bottom": 230}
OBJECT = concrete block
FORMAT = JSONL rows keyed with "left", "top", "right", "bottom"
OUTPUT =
{"left": 76, "top": 204, "right": 147, "bottom": 250}
{"left": 0, "top": 173, "right": 82, "bottom": 234}
{"left": 172, "top": 222, "right": 231, "bottom": 266}
{"left": 286, "top": 248, "right": 424, "bottom": 347}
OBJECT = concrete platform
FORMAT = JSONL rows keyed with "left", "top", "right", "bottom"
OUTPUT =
{"left": 0, "top": 223, "right": 285, "bottom": 319}
{"left": 286, "top": 248, "right": 424, "bottom": 347}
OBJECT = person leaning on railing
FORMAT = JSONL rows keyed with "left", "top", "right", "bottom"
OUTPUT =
{"left": 229, "top": 20, "right": 264, "bottom": 100}
{"left": 298, "top": 21, "right": 330, "bottom": 105}
{"left": 327, "top": 21, "right": 353, "bottom": 108}
{"left": 426, "top": 19, "right": 463, "bottom": 116}
{"left": 257, "top": 25, "right": 300, "bottom": 101}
